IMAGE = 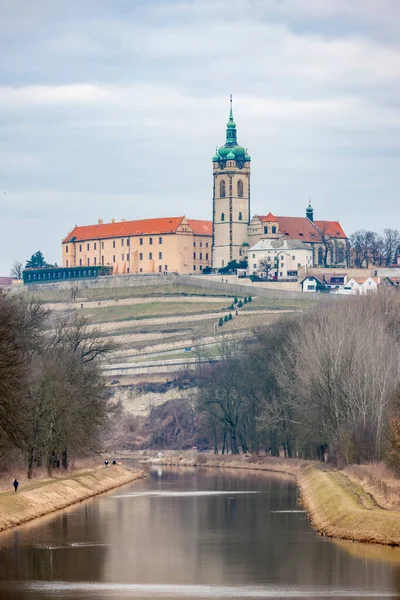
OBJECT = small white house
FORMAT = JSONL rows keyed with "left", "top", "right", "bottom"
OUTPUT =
{"left": 248, "top": 238, "right": 313, "bottom": 280}
{"left": 343, "top": 277, "right": 381, "bottom": 295}
{"left": 301, "top": 275, "right": 324, "bottom": 292}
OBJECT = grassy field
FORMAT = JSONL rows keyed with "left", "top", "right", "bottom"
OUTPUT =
{"left": 83, "top": 301, "right": 230, "bottom": 323}
{"left": 24, "top": 281, "right": 312, "bottom": 379}
{"left": 26, "top": 284, "right": 233, "bottom": 304}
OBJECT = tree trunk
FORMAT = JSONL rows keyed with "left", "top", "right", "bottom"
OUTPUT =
{"left": 62, "top": 449, "right": 68, "bottom": 470}
{"left": 27, "top": 449, "right": 35, "bottom": 479}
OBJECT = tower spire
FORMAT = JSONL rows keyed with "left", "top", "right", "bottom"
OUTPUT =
{"left": 226, "top": 94, "right": 237, "bottom": 144}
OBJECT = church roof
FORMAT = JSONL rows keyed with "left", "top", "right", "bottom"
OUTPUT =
{"left": 258, "top": 215, "right": 347, "bottom": 242}
{"left": 62, "top": 216, "right": 211, "bottom": 243}
{"left": 314, "top": 220, "right": 347, "bottom": 239}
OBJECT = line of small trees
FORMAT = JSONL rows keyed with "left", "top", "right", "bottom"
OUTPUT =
{"left": 195, "top": 290, "right": 400, "bottom": 466}
{"left": 0, "top": 292, "right": 116, "bottom": 478}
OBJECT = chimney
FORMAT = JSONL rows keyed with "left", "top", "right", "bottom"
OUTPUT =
{"left": 121, "top": 218, "right": 126, "bottom": 222}
{"left": 111, "top": 218, "right": 115, "bottom": 223}
{"left": 98, "top": 218, "right": 103, "bottom": 224}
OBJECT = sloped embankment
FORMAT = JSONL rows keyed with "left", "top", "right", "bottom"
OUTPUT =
{"left": 138, "top": 452, "right": 400, "bottom": 546}
{"left": 0, "top": 465, "right": 143, "bottom": 532}
{"left": 299, "top": 464, "right": 400, "bottom": 546}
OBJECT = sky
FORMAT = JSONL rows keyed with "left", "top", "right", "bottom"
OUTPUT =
{"left": 0, "top": 0, "right": 399, "bottom": 274}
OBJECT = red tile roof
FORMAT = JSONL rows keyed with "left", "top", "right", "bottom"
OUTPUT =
{"left": 258, "top": 215, "right": 347, "bottom": 241}
{"left": 314, "top": 220, "right": 347, "bottom": 239}
{"left": 259, "top": 215, "right": 321, "bottom": 242}
{"left": 63, "top": 216, "right": 191, "bottom": 243}
{"left": 187, "top": 219, "right": 212, "bottom": 236}
{"left": 262, "top": 212, "right": 277, "bottom": 222}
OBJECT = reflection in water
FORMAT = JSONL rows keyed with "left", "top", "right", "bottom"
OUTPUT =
{"left": 0, "top": 466, "right": 399, "bottom": 600}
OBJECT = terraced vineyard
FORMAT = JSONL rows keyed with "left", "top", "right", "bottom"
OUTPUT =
{"left": 24, "top": 279, "right": 314, "bottom": 414}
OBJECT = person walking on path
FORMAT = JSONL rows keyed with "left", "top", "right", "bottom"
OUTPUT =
{"left": 12, "top": 479, "right": 18, "bottom": 492}
{"left": 104, "top": 459, "right": 109, "bottom": 468}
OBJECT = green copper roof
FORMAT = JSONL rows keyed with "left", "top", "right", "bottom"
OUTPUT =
{"left": 213, "top": 95, "right": 251, "bottom": 163}
{"left": 306, "top": 199, "right": 314, "bottom": 221}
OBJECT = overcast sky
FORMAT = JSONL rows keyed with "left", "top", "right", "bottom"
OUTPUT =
{"left": 1, "top": 0, "right": 399, "bottom": 273}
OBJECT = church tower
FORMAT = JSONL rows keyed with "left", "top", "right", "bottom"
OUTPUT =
{"left": 212, "top": 96, "right": 251, "bottom": 269}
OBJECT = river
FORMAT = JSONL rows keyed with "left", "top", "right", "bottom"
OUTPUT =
{"left": 0, "top": 466, "right": 400, "bottom": 599}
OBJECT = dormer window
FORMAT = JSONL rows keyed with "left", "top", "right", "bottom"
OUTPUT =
{"left": 272, "top": 226, "right": 277, "bottom": 234}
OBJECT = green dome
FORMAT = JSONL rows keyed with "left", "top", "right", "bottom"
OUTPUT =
{"left": 213, "top": 97, "right": 250, "bottom": 163}
{"left": 216, "top": 144, "right": 248, "bottom": 161}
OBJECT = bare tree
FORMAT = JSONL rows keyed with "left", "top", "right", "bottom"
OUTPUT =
{"left": 10, "top": 260, "right": 23, "bottom": 280}
{"left": 258, "top": 258, "right": 278, "bottom": 279}
{"left": 382, "top": 229, "right": 400, "bottom": 266}
{"left": 316, "top": 226, "right": 332, "bottom": 267}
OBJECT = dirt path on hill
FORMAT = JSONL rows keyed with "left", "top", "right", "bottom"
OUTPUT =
{"left": 46, "top": 296, "right": 234, "bottom": 311}
{"left": 96, "top": 309, "right": 298, "bottom": 333}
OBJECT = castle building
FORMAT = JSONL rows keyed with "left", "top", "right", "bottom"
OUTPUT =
{"left": 61, "top": 98, "right": 348, "bottom": 276}
{"left": 211, "top": 100, "right": 348, "bottom": 268}
{"left": 62, "top": 216, "right": 212, "bottom": 275}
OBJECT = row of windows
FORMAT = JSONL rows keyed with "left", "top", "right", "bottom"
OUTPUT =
{"left": 67, "top": 250, "right": 211, "bottom": 268}
{"left": 264, "top": 225, "right": 277, "bottom": 234}
{"left": 193, "top": 253, "right": 208, "bottom": 260}
{"left": 26, "top": 269, "right": 100, "bottom": 281}
{"left": 65, "top": 237, "right": 165, "bottom": 253}
{"left": 219, "top": 180, "right": 244, "bottom": 198}
{"left": 252, "top": 253, "right": 300, "bottom": 261}
{"left": 220, "top": 213, "right": 242, "bottom": 221}
{"left": 193, "top": 241, "right": 208, "bottom": 247}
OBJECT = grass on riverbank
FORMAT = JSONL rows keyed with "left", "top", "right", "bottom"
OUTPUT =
{"left": 299, "top": 464, "right": 400, "bottom": 545}
{"left": 0, "top": 464, "right": 143, "bottom": 533}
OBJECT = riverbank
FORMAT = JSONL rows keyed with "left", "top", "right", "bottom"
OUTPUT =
{"left": 129, "top": 451, "right": 400, "bottom": 546}
{"left": 0, "top": 464, "right": 144, "bottom": 533}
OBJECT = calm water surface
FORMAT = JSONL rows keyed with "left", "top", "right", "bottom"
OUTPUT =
{"left": 0, "top": 466, "right": 400, "bottom": 599}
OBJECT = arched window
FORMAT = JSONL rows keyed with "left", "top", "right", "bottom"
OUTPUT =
{"left": 318, "top": 247, "right": 324, "bottom": 265}
{"left": 237, "top": 179, "right": 243, "bottom": 197}
{"left": 221, "top": 212, "right": 225, "bottom": 221}
{"left": 337, "top": 244, "right": 345, "bottom": 264}
{"left": 220, "top": 180, "right": 226, "bottom": 198}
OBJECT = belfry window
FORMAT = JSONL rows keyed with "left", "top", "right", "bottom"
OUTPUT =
{"left": 221, "top": 212, "right": 225, "bottom": 221}
{"left": 237, "top": 180, "right": 243, "bottom": 197}
{"left": 220, "top": 180, "right": 226, "bottom": 198}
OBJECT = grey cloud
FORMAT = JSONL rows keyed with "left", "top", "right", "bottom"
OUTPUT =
{"left": 0, "top": 0, "right": 399, "bottom": 273}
